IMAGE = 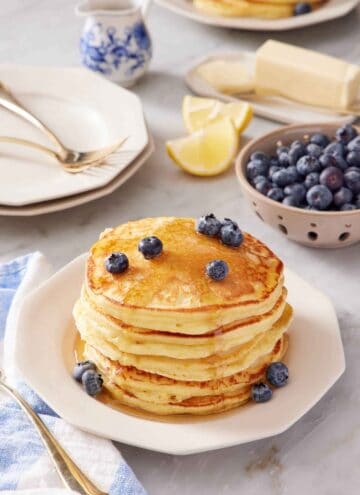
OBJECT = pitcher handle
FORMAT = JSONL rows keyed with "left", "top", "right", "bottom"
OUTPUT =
{"left": 141, "top": 0, "right": 152, "bottom": 17}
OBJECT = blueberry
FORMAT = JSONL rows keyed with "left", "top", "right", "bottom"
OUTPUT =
{"left": 333, "top": 187, "right": 353, "bottom": 208}
{"left": 289, "top": 143, "right": 306, "bottom": 166}
{"left": 346, "top": 150, "right": 360, "bottom": 167}
{"left": 319, "top": 153, "right": 337, "bottom": 169}
{"left": 324, "top": 141, "right": 346, "bottom": 157}
{"left": 272, "top": 168, "right": 296, "bottom": 187}
{"left": 73, "top": 361, "right": 96, "bottom": 382}
{"left": 138, "top": 236, "right": 163, "bottom": 259}
{"left": 206, "top": 260, "right": 229, "bottom": 281}
{"left": 336, "top": 124, "right": 358, "bottom": 144}
{"left": 246, "top": 159, "right": 269, "bottom": 180}
{"left": 290, "top": 139, "right": 306, "bottom": 149}
{"left": 219, "top": 222, "right": 243, "bottom": 247}
{"left": 334, "top": 155, "right": 349, "bottom": 171}
{"left": 304, "top": 172, "right": 320, "bottom": 189}
{"left": 278, "top": 152, "right": 290, "bottom": 167}
{"left": 250, "top": 151, "right": 270, "bottom": 165}
{"left": 296, "top": 155, "right": 321, "bottom": 176}
{"left": 82, "top": 369, "right": 103, "bottom": 396}
{"left": 344, "top": 168, "right": 360, "bottom": 194}
{"left": 255, "top": 177, "right": 272, "bottom": 196}
{"left": 221, "top": 217, "right": 238, "bottom": 228}
{"left": 282, "top": 195, "right": 299, "bottom": 207}
{"left": 266, "top": 362, "right": 289, "bottom": 387}
{"left": 319, "top": 166, "right": 344, "bottom": 191}
{"left": 306, "top": 143, "right": 322, "bottom": 157}
{"left": 269, "top": 156, "right": 280, "bottom": 167}
{"left": 253, "top": 175, "right": 267, "bottom": 186}
{"left": 267, "top": 187, "right": 284, "bottom": 202}
{"left": 284, "top": 183, "right": 306, "bottom": 202}
{"left": 320, "top": 153, "right": 348, "bottom": 171}
{"left": 340, "top": 203, "right": 356, "bottom": 211}
{"left": 276, "top": 145, "right": 289, "bottom": 157}
{"left": 105, "top": 253, "right": 129, "bottom": 274}
{"left": 196, "top": 214, "right": 221, "bottom": 237}
{"left": 355, "top": 194, "right": 360, "bottom": 208}
{"left": 306, "top": 185, "right": 333, "bottom": 210}
{"left": 310, "top": 133, "right": 330, "bottom": 148}
{"left": 269, "top": 165, "right": 282, "bottom": 179}
{"left": 251, "top": 383, "right": 273, "bottom": 403}
{"left": 347, "top": 136, "right": 360, "bottom": 152}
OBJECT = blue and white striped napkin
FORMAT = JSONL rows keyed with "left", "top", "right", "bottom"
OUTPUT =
{"left": 0, "top": 252, "right": 147, "bottom": 495}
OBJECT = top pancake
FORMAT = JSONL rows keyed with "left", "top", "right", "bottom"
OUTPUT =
{"left": 86, "top": 218, "right": 283, "bottom": 332}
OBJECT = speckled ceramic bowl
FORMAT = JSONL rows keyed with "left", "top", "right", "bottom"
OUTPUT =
{"left": 236, "top": 123, "right": 360, "bottom": 248}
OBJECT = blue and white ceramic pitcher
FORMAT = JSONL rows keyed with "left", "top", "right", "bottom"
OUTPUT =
{"left": 76, "top": 0, "right": 152, "bottom": 87}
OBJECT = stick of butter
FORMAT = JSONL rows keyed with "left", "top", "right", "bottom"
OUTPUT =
{"left": 255, "top": 40, "right": 360, "bottom": 110}
{"left": 197, "top": 59, "right": 254, "bottom": 94}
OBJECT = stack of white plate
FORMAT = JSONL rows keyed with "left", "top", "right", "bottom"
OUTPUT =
{"left": 0, "top": 65, "right": 154, "bottom": 216}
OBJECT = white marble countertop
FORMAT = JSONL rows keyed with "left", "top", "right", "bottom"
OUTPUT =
{"left": 1, "top": 1, "right": 360, "bottom": 493}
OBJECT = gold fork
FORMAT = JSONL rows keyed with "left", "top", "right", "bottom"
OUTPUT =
{"left": 0, "top": 135, "right": 127, "bottom": 173}
{"left": 0, "top": 369, "right": 106, "bottom": 495}
{"left": 0, "top": 81, "right": 127, "bottom": 173}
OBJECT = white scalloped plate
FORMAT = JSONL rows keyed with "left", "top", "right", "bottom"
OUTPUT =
{"left": 156, "top": 0, "right": 359, "bottom": 31}
{"left": 0, "top": 65, "right": 148, "bottom": 206}
{"left": 14, "top": 255, "right": 345, "bottom": 455}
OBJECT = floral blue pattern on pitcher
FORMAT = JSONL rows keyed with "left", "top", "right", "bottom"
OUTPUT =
{"left": 76, "top": 0, "right": 152, "bottom": 87}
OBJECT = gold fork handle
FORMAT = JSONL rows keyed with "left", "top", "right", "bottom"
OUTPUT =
{"left": 0, "top": 380, "right": 107, "bottom": 495}
{"left": 0, "top": 136, "right": 59, "bottom": 161}
{"left": 0, "top": 82, "right": 66, "bottom": 152}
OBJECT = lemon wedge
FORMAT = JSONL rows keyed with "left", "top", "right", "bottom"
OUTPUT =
{"left": 182, "top": 95, "right": 253, "bottom": 135}
{"left": 166, "top": 117, "right": 238, "bottom": 177}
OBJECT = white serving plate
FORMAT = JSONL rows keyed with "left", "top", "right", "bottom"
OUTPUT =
{"left": 0, "top": 65, "right": 148, "bottom": 206}
{"left": 186, "top": 51, "right": 356, "bottom": 125}
{"left": 0, "top": 136, "right": 154, "bottom": 216}
{"left": 14, "top": 254, "right": 345, "bottom": 455}
{"left": 156, "top": 0, "right": 359, "bottom": 31}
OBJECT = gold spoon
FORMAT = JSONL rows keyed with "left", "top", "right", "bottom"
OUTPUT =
{"left": 0, "top": 369, "right": 106, "bottom": 495}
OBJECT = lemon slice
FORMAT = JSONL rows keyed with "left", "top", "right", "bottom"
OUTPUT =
{"left": 166, "top": 117, "right": 238, "bottom": 177}
{"left": 182, "top": 95, "right": 253, "bottom": 135}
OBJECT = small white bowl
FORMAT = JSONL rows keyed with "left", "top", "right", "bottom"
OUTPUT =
{"left": 236, "top": 123, "right": 360, "bottom": 248}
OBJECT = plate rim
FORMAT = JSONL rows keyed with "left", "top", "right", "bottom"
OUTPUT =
{"left": 13, "top": 255, "right": 346, "bottom": 455}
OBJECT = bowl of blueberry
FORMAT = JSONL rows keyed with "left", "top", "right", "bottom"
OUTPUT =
{"left": 236, "top": 123, "right": 360, "bottom": 248}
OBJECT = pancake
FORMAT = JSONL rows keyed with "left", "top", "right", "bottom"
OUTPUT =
{"left": 73, "top": 286, "right": 288, "bottom": 358}
{"left": 79, "top": 303, "right": 292, "bottom": 381}
{"left": 86, "top": 217, "right": 284, "bottom": 333}
{"left": 74, "top": 216, "right": 292, "bottom": 416}
{"left": 193, "top": 0, "right": 293, "bottom": 18}
{"left": 193, "top": 0, "right": 325, "bottom": 19}
{"left": 85, "top": 335, "right": 288, "bottom": 415}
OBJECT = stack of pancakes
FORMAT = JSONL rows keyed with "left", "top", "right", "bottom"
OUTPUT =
{"left": 73, "top": 217, "right": 293, "bottom": 415}
{"left": 193, "top": 0, "right": 325, "bottom": 19}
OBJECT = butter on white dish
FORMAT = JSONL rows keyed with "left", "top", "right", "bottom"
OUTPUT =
{"left": 196, "top": 59, "right": 255, "bottom": 94}
{"left": 255, "top": 40, "right": 360, "bottom": 111}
